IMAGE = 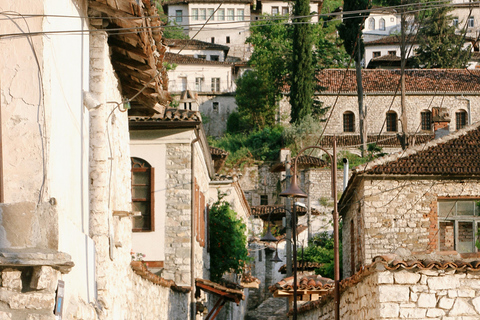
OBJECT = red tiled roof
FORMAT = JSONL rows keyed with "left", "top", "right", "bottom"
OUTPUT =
{"left": 165, "top": 39, "right": 230, "bottom": 51}
{"left": 371, "top": 54, "right": 401, "bottom": 62}
{"left": 269, "top": 275, "right": 334, "bottom": 293}
{"left": 278, "top": 261, "right": 325, "bottom": 274}
{"left": 252, "top": 205, "right": 320, "bottom": 219}
{"left": 165, "top": 0, "right": 252, "bottom": 3}
{"left": 360, "top": 122, "right": 480, "bottom": 175}
{"left": 131, "top": 261, "right": 191, "bottom": 293}
{"left": 316, "top": 69, "right": 480, "bottom": 93}
{"left": 210, "top": 146, "right": 228, "bottom": 157}
{"left": 365, "top": 35, "right": 416, "bottom": 46}
{"left": 195, "top": 278, "right": 245, "bottom": 304}
{"left": 319, "top": 134, "right": 434, "bottom": 148}
{"left": 164, "top": 52, "right": 232, "bottom": 66}
{"left": 271, "top": 155, "right": 328, "bottom": 172}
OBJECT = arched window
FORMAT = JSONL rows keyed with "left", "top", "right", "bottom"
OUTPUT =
{"left": 421, "top": 110, "right": 432, "bottom": 131}
{"left": 456, "top": 109, "right": 468, "bottom": 130}
{"left": 343, "top": 111, "right": 355, "bottom": 132}
{"left": 379, "top": 18, "right": 385, "bottom": 31}
{"left": 131, "top": 157, "right": 155, "bottom": 231}
{"left": 386, "top": 111, "right": 397, "bottom": 132}
{"left": 369, "top": 18, "right": 375, "bottom": 30}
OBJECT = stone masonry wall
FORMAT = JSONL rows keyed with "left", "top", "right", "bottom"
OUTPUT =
{"left": 344, "top": 178, "right": 480, "bottom": 273}
{"left": 164, "top": 143, "right": 192, "bottom": 285}
{"left": 299, "top": 266, "right": 480, "bottom": 320}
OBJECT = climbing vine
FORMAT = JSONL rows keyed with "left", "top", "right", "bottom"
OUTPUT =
{"left": 209, "top": 194, "right": 249, "bottom": 282}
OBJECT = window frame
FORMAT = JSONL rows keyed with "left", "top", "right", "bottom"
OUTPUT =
{"left": 282, "top": 6, "right": 289, "bottom": 15}
{"left": 272, "top": 6, "right": 279, "bottom": 15}
{"left": 192, "top": 8, "right": 199, "bottom": 20}
{"left": 211, "top": 78, "right": 220, "bottom": 92}
{"left": 386, "top": 111, "right": 397, "bottom": 132}
{"left": 200, "top": 8, "right": 206, "bottom": 20}
{"left": 175, "top": 10, "right": 183, "bottom": 23}
{"left": 368, "top": 18, "right": 375, "bottom": 30}
{"left": 379, "top": 18, "right": 385, "bottom": 31}
{"left": 421, "top": 110, "right": 432, "bottom": 131}
{"left": 227, "top": 8, "right": 234, "bottom": 21}
{"left": 456, "top": 110, "right": 468, "bottom": 130}
{"left": 373, "top": 51, "right": 381, "bottom": 58}
{"left": 468, "top": 16, "right": 474, "bottom": 28}
{"left": 218, "top": 8, "right": 225, "bottom": 20}
{"left": 237, "top": 9, "right": 244, "bottom": 21}
{"left": 195, "top": 77, "right": 203, "bottom": 91}
{"left": 343, "top": 111, "right": 355, "bottom": 133}
{"left": 131, "top": 157, "right": 155, "bottom": 232}
{"left": 207, "top": 8, "right": 214, "bottom": 20}
{"left": 438, "top": 199, "right": 480, "bottom": 253}
{"left": 260, "top": 195, "right": 268, "bottom": 205}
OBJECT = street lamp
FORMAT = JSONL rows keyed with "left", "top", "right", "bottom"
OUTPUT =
{"left": 280, "top": 140, "right": 339, "bottom": 320}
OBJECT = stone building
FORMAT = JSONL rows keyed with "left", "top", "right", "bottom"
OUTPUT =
{"left": 295, "top": 121, "right": 480, "bottom": 319}
{"left": 280, "top": 69, "right": 480, "bottom": 154}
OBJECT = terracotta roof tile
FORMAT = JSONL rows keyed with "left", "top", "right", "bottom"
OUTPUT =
{"left": 129, "top": 108, "right": 201, "bottom": 123}
{"left": 371, "top": 54, "right": 401, "bottom": 62}
{"left": 252, "top": 205, "right": 320, "bottom": 219}
{"left": 131, "top": 261, "right": 190, "bottom": 293}
{"left": 269, "top": 275, "right": 334, "bottom": 293}
{"left": 271, "top": 155, "right": 328, "bottom": 172}
{"left": 319, "top": 134, "right": 434, "bottom": 148}
{"left": 195, "top": 278, "right": 245, "bottom": 304}
{"left": 165, "top": 39, "right": 230, "bottom": 51}
{"left": 317, "top": 69, "right": 480, "bottom": 93}
{"left": 278, "top": 261, "right": 325, "bottom": 274}
{"left": 165, "top": 52, "right": 232, "bottom": 66}
{"left": 360, "top": 122, "right": 480, "bottom": 175}
{"left": 210, "top": 146, "right": 229, "bottom": 157}
{"left": 365, "top": 35, "right": 416, "bottom": 46}
{"left": 165, "top": 0, "right": 252, "bottom": 3}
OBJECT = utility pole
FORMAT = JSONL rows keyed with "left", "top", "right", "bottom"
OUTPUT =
{"left": 400, "top": 0, "right": 408, "bottom": 149}
{"left": 285, "top": 154, "right": 292, "bottom": 278}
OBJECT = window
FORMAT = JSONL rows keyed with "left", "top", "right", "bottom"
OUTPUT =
{"left": 218, "top": 8, "right": 225, "bottom": 20}
{"left": 388, "top": 50, "right": 396, "bottom": 55}
{"left": 386, "top": 111, "right": 397, "bottom": 132}
{"left": 438, "top": 199, "right": 480, "bottom": 253}
{"left": 197, "top": 54, "right": 206, "bottom": 60}
{"left": 207, "top": 8, "right": 214, "bottom": 20}
{"left": 192, "top": 8, "right": 199, "bottom": 20}
{"left": 211, "top": 37, "right": 215, "bottom": 43}
{"left": 211, "top": 78, "right": 220, "bottom": 92}
{"left": 227, "top": 9, "right": 234, "bottom": 21}
{"left": 282, "top": 6, "right": 289, "bottom": 15}
{"left": 343, "top": 111, "right": 355, "bottom": 132}
{"left": 175, "top": 10, "right": 183, "bottom": 23}
{"left": 260, "top": 195, "right": 268, "bottom": 205}
{"left": 453, "top": 17, "right": 459, "bottom": 27}
{"left": 379, "top": 18, "right": 385, "bottom": 31}
{"left": 131, "top": 158, "right": 154, "bottom": 231}
{"left": 200, "top": 8, "right": 206, "bottom": 20}
{"left": 368, "top": 18, "right": 375, "bottom": 30}
{"left": 210, "top": 55, "right": 219, "bottom": 61}
{"left": 421, "top": 110, "right": 432, "bottom": 131}
{"left": 468, "top": 16, "right": 474, "bottom": 28}
{"left": 390, "top": 17, "right": 394, "bottom": 22}
{"left": 195, "top": 77, "right": 203, "bottom": 91}
{"left": 237, "top": 9, "right": 244, "bottom": 21}
{"left": 212, "top": 101, "right": 219, "bottom": 111}
{"left": 226, "top": 36, "right": 230, "bottom": 43}
{"left": 272, "top": 7, "right": 279, "bottom": 15}
{"left": 456, "top": 109, "right": 468, "bottom": 130}
{"left": 180, "top": 77, "right": 187, "bottom": 91}
{"left": 373, "top": 51, "right": 381, "bottom": 58}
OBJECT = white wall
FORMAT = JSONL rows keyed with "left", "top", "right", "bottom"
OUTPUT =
{"left": 258, "top": 1, "right": 320, "bottom": 23}
{"left": 364, "top": 43, "right": 418, "bottom": 67}
{"left": 168, "top": 63, "right": 235, "bottom": 93}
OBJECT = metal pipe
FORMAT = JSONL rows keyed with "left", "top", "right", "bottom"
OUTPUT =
{"left": 292, "top": 204, "right": 298, "bottom": 320}
{"left": 343, "top": 158, "right": 349, "bottom": 191}
{"left": 333, "top": 138, "right": 340, "bottom": 320}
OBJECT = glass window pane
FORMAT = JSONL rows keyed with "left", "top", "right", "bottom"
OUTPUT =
{"left": 439, "top": 201, "right": 456, "bottom": 217}
{"left": 218, "top": 9, "right": 225, "bottom": 20}
{"left": 207, "top": 8, "right": 214, "bottom": 19}
{"left": 439, "top": 221, "right": 454, "bottom": 251}
{"left": 457, "top": 221, "right": 474, "bottom": 253}
{"left": 132, "top": 186, "right": 149, "bottom": 199}
{"left": 133, "top": 202, "right": 151, "bottom": 230}
{"left": 457, "top": 201, "right": 474, "bottom": 216}
{"left": 132, "top": 171, "right": 149, "bottom": 185}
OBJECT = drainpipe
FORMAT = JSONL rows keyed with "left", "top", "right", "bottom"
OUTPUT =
{"left": 191, "top": 127, "right": 200, "bottom": 320}
{"left": 456, "top": 95, "right": 471, "bottom": 125}
{"left": 343, "top": 158, "right": 349, "bottom": 191}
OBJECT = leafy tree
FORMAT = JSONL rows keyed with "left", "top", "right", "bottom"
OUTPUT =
{"left": 300, "top": 231, "right": 342, "bottom": 279}
{"left": 289, "top": 0, "right": 315, "bottom": 124}
{"left": 235, "top": 70, "right": 277, "bottom": 129}
{"left": 337, "top": 0, "right": 370, "bottom": 156}
{"left": 413, "top": 7, "right": 471, "bottom": 68}
{"left": 209, "top": 195, "right": 249, "bottom": 282}
{"left": 283, "top": 114, "right": 323, "bottom": 154}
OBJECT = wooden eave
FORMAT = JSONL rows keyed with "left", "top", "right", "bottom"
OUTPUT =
{"left": 88, "top": 0, "right": 170, "bottom": 116}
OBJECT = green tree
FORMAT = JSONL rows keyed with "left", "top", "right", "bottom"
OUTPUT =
{"left": 209, "top": 195, "right": 249, "bottom": 282}
{"left": 413, "top": 7, "right": 471, "bottom": 68}
{"left": 300, "top": 231, "right": 342, "bottom": 279}
{"left": 156, "top": 1, "right": 189, "bottom": 39}
{"left": 289, "top": 0, "right": 315, "bottom": 124}
{"left": 337, "top": 0, "right": 370, "bottom": 156}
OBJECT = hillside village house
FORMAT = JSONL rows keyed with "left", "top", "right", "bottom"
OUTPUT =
{"left": 361, "top": 7, "right": 401, "bottom": 42}
{"left": 295, "top": 122, "right": 480, "bottom": 319}
{"left": 250, "top": 0, "right": 323, "bottom": 22}
{"left": 280, "top": 69, "right": 480, "bottom": 154}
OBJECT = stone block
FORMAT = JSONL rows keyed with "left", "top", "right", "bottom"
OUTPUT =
{"left": 379, "top": 303, "right": 399, "bottom": 318}
{"left": 448, "top": 290, "right": 458, "bottom": 298}
{"left": 426, "top": 308, "right": 445, "bottom": 317}
{"left": 438, "top": 297, "right": 455, "bottom": 309}
{"left": 0, "top": 311, "right": 11, "bottom": 320}
{"left": 417, "top": 293, "right": 436, "bottom": 308}
{"left": 472, "top": 296, "right": 480, "bottom": 314}
{"left": 8, "top": 292, "right": 55, "bottom": 310}
{"left": 449, "top": 298, "right": 477, "bottom": 316}
{"left": 399, "top": 307, "right": 426, "bottom": 318}
{"left": 377, "top": 272, "right": 394, "bottom": 284}
{"left": 2, "top": 269, "right": 22, "bottom": 291}
{"left": 26, "top": 314, "right": 55, "bottom": 320}
{"left": 458, "top": 289, "right": 475, "bottom": 298}
{"left": 30, "top": 266, "right": 59, "bottom": 292}
{"left": 378, "top": 285, "right": 409, "bottom": 302}
{"left": 428, "top": 276, "right": 459, "bottom": 290}
{"left": 394, "top": 271, "right": 421, "bottom": 284}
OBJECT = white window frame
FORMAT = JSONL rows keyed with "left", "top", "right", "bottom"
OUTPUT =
{"left": 176, "top": 10, "right": 183, "bottom": 23}
{"left": 195, "top": 77, "right": 203, "bottom": 91}
{"left": 218, "top": 8, "right": 225, "bottom": 21}
{"left": 207, "top": 8, "right": 215, "bottom": 20}
{"left": 211, "top": 78, "right": 220, "bottom": 92}
{"left": 200, "top": 8, "right": 206, "bottom": 20}
{"left": 192, "top": 8, "right": 199, "bottom": 21}
{"left": 237, "top": 9, "right": 244, "bottom": 21}
{"left": 468, "top": 16, "right": 474, "bottom": 28}
{"left": 227, "top": 9, "right": 234, "bottom": 21}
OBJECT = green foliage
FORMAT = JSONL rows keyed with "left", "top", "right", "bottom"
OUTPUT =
{"left": 300, "top": 231, "right": 342, "bottom": 279}
{"left": 283, "top": 114, "right": 323, "bottom": 154}
{"left": 290, "top": 0, "right": 315, "bottom": 124}
{"left": 413, "top": 7, "right": 471, "bottom": 68}
{"left": 235, "top": 70, "right": 277, "bottom": 129}
{"left": 340, "top": 143, "right": 387, "bottom": 169}
{"left": 209, "top": 194, "right": 249, "bottom": 282}
{"left": 155, "top": 2, "right": 189, "bottom": 39}
{"left": 226, "top": 111, "right": 248, "bottom": 133}
{"left": 337, "top": 0, "right": 370, "bottom": 59}
{"left": 208, "top": 125, "right": 284, "bottom": 171}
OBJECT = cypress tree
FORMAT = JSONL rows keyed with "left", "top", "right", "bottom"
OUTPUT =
{"left": 290, "top": 0, "right": 314, "bottom": 124}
